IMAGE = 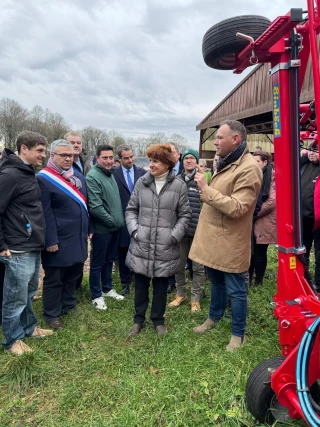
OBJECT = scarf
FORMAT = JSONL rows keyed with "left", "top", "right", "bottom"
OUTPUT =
{"left": 216, "top": 140, "right": 247, "bottom": 173}
{"left": 47, "top": 157, "right": 82, "bottom": 189}
{"left": 181, "top": 168, "right": 197, "bottom": 183}
{"left": 261, "top": 163, "right": 273, "bottom": 202}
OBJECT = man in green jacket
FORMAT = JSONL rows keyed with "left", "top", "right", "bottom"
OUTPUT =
{"left": 86, "top": 144, "right": 125, "bottom": 310}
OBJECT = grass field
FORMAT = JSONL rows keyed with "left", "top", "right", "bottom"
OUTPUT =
{"left": 0, "top": 247, "right": 312, "bottom": 426}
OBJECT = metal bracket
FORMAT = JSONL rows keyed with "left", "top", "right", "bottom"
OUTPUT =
{"left": 269, "top": 60, "right": 301, "bottom": 75}
{"left": 275, "top": 244, "right": 306, "bottom": 254}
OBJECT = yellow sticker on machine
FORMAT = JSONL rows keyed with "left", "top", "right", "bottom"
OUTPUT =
{"left": 290, "top": 256, "right": 296, "bottom": 269}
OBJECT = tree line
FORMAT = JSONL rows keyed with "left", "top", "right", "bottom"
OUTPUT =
{"left": 0, "top": 98, "right": 189, "bottom": 156}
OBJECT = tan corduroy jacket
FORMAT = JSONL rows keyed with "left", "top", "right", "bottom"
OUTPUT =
{"left": 189, "top": 146, "right": 262, "bottom": 273}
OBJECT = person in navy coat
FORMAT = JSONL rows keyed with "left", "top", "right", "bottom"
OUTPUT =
{"left": 113, "top": 145, "right": 147, "bottom": 295}
{"left": 37, "top": 139, "right": 90, "bottom": 330}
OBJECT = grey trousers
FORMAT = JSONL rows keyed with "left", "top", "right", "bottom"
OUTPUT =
{"left": 175, "top": 237, "right": 205, "bottom": 302}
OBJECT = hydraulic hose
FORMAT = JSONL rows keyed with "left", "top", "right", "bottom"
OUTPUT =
{"left": 296, "top": 317, "right": 320, "bottom": 426}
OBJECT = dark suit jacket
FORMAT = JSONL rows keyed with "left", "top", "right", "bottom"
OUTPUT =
{"left": 113, "top": 165, "right": 147, "bottom": 247}
{"left": 37, "top": 171, "right": 89, "bottom": 267}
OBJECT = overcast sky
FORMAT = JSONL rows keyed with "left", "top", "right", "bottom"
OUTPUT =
{"left": 0, "top": 0, "right": 304, "bottom": 147}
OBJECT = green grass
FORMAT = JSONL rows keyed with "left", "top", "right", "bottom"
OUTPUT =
{"left": 0, "top": 247, "right": 312, "bottom": 426}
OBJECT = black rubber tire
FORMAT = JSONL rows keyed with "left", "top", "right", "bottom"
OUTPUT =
{"left": 202, "top": 15, "right": 271, "bottom": 70}
{"left": 246, "top": 356, "right": 288, "bottom": 425}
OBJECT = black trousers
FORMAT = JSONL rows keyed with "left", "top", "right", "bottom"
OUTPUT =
{"left": 118, "top": 246, "right": 131, "bottom": 285}
{"left": 134, "top": 273, "right": 168, "bottom": 326}
{"left": 303, "top": 217, "right": 320, "bottom": 289}
{"left": 75, "top": 264, "right": 84, "bottom": 290}
{"left": 43, "top": 264, "right": 83, "bottom": 322}
{"left": 0, "top": 262, "right": 5, "bottom": 324}
{"left": 249, "top": 239, "right": 269, "bottom": 284}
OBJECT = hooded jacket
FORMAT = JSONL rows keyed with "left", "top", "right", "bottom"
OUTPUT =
{"left": 0, "top": 149, "right": 46, "bottom": 252}
{"left": 125, "top": 169, "right": 191, "bottom": 278}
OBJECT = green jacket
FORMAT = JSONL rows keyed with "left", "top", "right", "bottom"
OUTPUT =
{"left": 86, "top": 164, "right": 124, "bottom": 234}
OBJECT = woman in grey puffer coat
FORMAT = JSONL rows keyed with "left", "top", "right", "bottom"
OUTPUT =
{"left": 126, "top": 143, "right": 191, "bottom": 336}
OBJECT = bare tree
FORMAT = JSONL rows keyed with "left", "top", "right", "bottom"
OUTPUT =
{"left": 108, "top": 130, "right": 126, "bottom": 152}
{"left": 44, "top": 111, "right": 70, "bottom": 143}
{"left": 27, "top": 105, "right": 46, "bottom": 135}
{"left": 0, "top": 98, "right": 29, "bottom": 151}
{"left": 169, "top": 133, "right": 188, "bottom": 153}
{"left": 81, "top": 126, "right": 110, "bottom": 155}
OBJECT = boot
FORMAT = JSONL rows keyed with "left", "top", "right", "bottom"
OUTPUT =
{"left": 193, "top": 318, "right": 215, "bottom": 334}
{"left": 226, "top": 335, "right": 246, "bottom": 352}
{"left": 191, "top": 301, "right": 201, "bottom": 313}
{"left": 168, "top": 296, "right": 187, "bottom": 307}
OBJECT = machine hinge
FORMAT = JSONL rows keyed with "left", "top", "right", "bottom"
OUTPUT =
{"left": 268, "top": 60, "right": 301, "bottom": 75}
{"left": 275, "top": 244, "right": 306, "bottom": 254}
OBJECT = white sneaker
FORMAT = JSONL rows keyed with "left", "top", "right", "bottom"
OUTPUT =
{"left": 92, "top": 297, "right": 107, "bottom": 310}
{"left": 102, "top": 289, "right": 125, "bottom": 300}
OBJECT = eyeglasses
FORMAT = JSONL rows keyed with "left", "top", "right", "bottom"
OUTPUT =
{"left": 184, "top": 156, "right": 196, "bottom": 161}
{"left": 53, "top": 153, "right": 74, "bottom": 159}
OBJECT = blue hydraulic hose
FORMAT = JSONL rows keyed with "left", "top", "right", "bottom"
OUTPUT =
{"left": 296, "top": 317, "right": 320, "bottom": 426}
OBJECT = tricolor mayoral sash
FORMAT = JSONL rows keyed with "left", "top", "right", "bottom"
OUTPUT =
{"left": 37, "top": 168, "right": 89, "bottom": 217}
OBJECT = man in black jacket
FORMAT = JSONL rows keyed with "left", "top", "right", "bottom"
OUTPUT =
{"left": 168, "top": 149, "right": 205, "bottom": 312}
{"left": 301, "top": 148, "right": 320, "bottom": 289}
{"left": 0, "top": 131, "right": 53, "bottom": 355}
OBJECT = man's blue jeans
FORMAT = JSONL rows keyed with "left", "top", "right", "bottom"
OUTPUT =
{"left": 207, "top": 267, "right": 247, "bottom": 337}
{"left": 0, "top": 252, "right": 40, "bottom": 350}
{"left": 89, "top": 231, "right": 119, "bottom": 299}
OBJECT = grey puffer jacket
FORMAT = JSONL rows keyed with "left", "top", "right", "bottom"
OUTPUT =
{"left": 125, "top": 169, "right": 191, "bottom": 278}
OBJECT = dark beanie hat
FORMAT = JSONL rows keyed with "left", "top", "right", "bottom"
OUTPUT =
{"left": 181, "top": 148, "right": 199, "bottom": 164}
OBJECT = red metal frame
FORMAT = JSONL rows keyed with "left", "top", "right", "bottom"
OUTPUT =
{"left": 232, "top": 1, "right": 320, "bottom": 423}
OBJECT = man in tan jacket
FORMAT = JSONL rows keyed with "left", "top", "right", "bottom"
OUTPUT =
{"left": 189, "top": 120, "right": 262, "bottom": 351}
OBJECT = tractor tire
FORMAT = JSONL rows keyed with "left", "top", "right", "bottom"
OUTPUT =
{"left": 202, "top": 15, "right": 271, "bottom": 70}
{"left": 246, "top": 356, "right": 289, "bottom": 425}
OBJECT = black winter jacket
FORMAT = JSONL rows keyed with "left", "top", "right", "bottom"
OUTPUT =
{"left": 0, "top": 149, "right": 46, "bottom": 252}
{"left": 180, "top": 169, "right": 201, "bottom": 238}
{"left": 301, "top": 154, "right": 320, "bottom": 219}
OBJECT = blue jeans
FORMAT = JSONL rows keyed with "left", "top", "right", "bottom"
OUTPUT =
{"left": 0, "top": 252, "right": 40, "bottom": 350}
{"left": 89, "top": 231, "right": 119, "bottom": 299}
{"left": 207, "top": 267, "right": 247, "bottom": 337}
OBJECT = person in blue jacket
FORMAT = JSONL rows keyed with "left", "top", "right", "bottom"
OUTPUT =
{"left": 37, "top": 139, "right": 90, "bottom": 330}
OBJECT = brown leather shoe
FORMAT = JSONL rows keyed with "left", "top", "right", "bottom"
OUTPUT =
{"left": 48, "top": 319, "right": 64, "bottom": 331}
{"left": 155, "top": 325, "right": 168, "bottom": 334}
{"left": 128, "top": 323, "right": 145, "bottom": 337}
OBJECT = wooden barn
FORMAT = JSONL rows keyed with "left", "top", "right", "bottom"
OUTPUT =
{"left": 198, "top": 57, "right": 315, "bottom": 159}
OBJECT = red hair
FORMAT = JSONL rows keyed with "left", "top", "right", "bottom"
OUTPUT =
{"left": 146, "top": 143, "right": 176, "bottom": 168}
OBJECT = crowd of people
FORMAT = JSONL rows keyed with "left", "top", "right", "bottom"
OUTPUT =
{"left": 0, "top": 119, "right": 319, "bottom": 355}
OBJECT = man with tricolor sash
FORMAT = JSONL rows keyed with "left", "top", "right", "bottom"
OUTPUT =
{"left": 37, "top": 139, "right": 90, "bottom": 330}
